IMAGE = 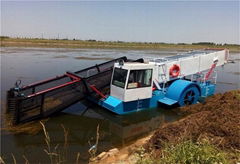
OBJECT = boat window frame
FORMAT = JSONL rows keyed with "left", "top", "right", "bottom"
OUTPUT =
{"left": 112, "top": 67, "right": 128, "bottom": 89}
{"left": 127, "top": 69, "right": 153, "bottom": 89}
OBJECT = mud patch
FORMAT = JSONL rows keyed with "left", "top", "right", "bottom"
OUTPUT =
{"left": 0, "top": 50, "right": 18, "bottom": 54}
{"left": 33, "top": 53, "right": 48, "bottom": 56}
{"left": 91, "top": 54, "right": 102, "bottom": 56}
{"left": 232, "top": 72, "right": 240, "bottom": 75}
{"left": 146, "top": 90, "right": 240, "bottom": 152}
{"left": 53, "top": 55, "right": 69, "bottom": 58}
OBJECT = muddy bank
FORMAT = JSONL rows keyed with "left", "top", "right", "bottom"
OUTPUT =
{"left": 96, "top": 90, "right": 240, "bottom": 163}
{"left": 147, "top": 90, "right": 240, "bottom": 151}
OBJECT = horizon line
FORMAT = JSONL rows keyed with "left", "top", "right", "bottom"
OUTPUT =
{"left": 1, "top": 36, "right": 239, "bottom": 46}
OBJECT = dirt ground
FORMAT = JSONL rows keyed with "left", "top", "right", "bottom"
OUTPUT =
{"left": 147, "top": 90, "right": 240, "bottom": 152}
{"left": 96, "top": 90, "right": 240, "bottom": 163}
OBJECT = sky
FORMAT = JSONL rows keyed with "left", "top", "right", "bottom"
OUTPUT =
{"left": 1, "top": 1, "right": 239, "bottom": 44}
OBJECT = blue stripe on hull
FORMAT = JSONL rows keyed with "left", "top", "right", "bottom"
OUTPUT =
{"left": 99, "top": 90, "right": 165, "bottom": 115}
{"left": 94, "top": 80, "right": 216, "bottom": 115}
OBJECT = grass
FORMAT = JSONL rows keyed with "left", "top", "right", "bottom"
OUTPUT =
{"left": 1, "top": 121, "right": 77, "bottom": 164}
{"left": 88, "top": 124, "right": 100, "bottom": 162}
{"left": 0, "top": 122, "right": 238, "bottom": 164}
{"left": 1, "top": 37, "right": 239, "bottom": 52}
{"left": 0, "top": 121, "right": 101, "bottom": 164}
{"left": 40, "top": 121, "right": 72, "bottom": 164}
{"left": 136, "top": 141, "right": 230, "bottom": 164}
{"left": 160, "top": 141, "right": 228, "bottom": 164}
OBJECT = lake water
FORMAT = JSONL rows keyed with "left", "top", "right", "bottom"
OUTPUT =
{"left": 1, "top": 47, "right": 239, "bottom": 163}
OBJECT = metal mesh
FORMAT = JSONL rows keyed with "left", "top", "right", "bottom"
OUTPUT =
{"left": 8, "top": 57, "right": 128, "bottom": 124}
{"left": 85, "top": 69, "right": 113, "bottom": 100}
{"left": 19, "top": 75, "right": 72, "bottom": 97}
{"left": 86, "top": 70, "right": 112, "bottom": 89}
{"left": 17, "top": 95, "right": 42, "bottom": 122}
{"left": 16, "top": 81, "right": 86, "bottom": 123}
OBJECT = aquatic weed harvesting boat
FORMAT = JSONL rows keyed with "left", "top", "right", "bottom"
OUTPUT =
{"left": 6, "top": 49, "right": 229, "bottom": 124}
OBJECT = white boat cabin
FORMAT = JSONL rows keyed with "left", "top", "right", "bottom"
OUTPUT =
{"left": 110, "top": 62, "right": 155, "bottom": 102}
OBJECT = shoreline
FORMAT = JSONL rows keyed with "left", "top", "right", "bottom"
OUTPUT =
{"left": 1, "top": 89, "right": 239, "bottom": 163}
{"left": 91, "top": 90, "right": 240, "bottom": 164}
{"left": 1, "top": 38, "right": 239, "bottom": 53}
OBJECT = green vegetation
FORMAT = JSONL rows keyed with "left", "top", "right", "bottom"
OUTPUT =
{"left": 1, "top": 37, "right": 239, "bottom": 52}
{"left": 136, "top": 141, "right": 229, "bottom": 164}
{"left": 0, "top": 36, "right": 10, "bottom": 39}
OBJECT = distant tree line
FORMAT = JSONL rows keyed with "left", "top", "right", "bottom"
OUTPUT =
{"left": 192, "top": 42, "right": 216, "bottom": 45}
{"left": 192, "top": 42, "right": 239, "bottom": 46}
{"left": 0, "top": 36, "right": 10, "bottom": 39}
{"left": 0, "top": 36, "right": 239, "bottom": 46}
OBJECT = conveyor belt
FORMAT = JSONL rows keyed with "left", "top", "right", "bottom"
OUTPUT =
{"left": 149, "top": 49, "right": 228, "bottom": 83}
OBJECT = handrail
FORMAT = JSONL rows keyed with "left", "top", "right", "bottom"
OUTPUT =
{"left": 65, "top": 72, "right": 81, "bottom": 80}
{"left": 20, "top": 56, "right": 127, "bottom": 91}
{"left": 75, "top": 56, "right": 127, "bottom": 74}
{"left": 26, "top": 68, "right": 113, "bottom": 98}
{"left": 27, "top": 79, "right": 81, "bottom": 97}
{"left": 89, "top": 85, "right": 106, "bottom": 99}
{"left": 21, "top": 75, "right": 66, "bottom": 90}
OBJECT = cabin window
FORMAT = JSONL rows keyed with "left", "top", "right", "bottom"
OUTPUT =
{"left": 127, "top": 69, "right": 152, "bottom": 89}
{"left": 112, "top": 68, "right": 128, "bottom": 88}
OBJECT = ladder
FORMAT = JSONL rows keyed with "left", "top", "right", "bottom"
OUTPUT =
{"left": 158, "top": 64, "right": 168, "bottom": 92}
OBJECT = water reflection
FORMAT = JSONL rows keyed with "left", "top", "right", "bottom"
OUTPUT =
{"left": 2, "top": 101, "right": 179, "bottom": 163}
{"left": 1, "top": 47, "right": 239, "bottom": 163}
{"left": 65, "top": 101, "right": 179, "bottom": 145}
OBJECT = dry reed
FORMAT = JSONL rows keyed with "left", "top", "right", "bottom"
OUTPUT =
{"left": 0, "top": 156, "right": 6, "bottom": 164}
{"left": 40, "top": 121, "right": 70, "bottom": 164}
{"left": 88, "top": 124, "right": 100, "bottom": 161}
{"left": 11, "top": 153, "right": 16, "bottom": 164}
{"left": 75, "top": 152, "right": 80, "bottom": 164}
{"left": 22, "top": 155, "right": 29, "bottom": 164}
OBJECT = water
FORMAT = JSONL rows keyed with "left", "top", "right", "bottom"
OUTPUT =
{"left": 1, "top": 47, "right": 239, "bottom": 163}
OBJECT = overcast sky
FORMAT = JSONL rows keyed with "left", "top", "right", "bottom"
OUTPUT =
{"left": 1, "top": 1, "right": 239, "bottom": 44}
